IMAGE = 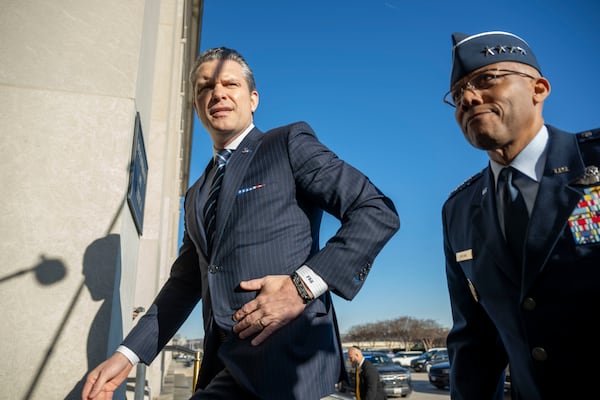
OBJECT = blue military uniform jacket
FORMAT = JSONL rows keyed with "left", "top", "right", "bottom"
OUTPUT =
{"left": 442, "top": 125, "right": 600, "bottom": 399}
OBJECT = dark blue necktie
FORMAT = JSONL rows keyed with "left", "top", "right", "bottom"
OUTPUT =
{"left": 203, "top": 149, "right": 232, "bottom": 254}
{"left": 497, "top": 167, "right": 529, "bottom": 265}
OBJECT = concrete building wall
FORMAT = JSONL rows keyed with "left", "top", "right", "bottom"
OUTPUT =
{"left": 0, "top": 1, "right": 201, "bottom": 399}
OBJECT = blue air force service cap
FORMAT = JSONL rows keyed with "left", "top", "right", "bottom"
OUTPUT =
{"left": 449, "top": 31, "right": 541, "bottom": 88}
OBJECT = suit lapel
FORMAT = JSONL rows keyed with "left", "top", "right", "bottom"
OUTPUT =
{"left": 187, "top": 160, "right": 212, "bottom": 255}
{"left": 523, "top": 127, "right": 585, "bottom": 293}
{"left": 211, "top": 128, "right": 263, "bottom": 256}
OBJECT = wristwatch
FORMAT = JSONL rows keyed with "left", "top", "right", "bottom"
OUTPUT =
{"left": 291, "top": 272, "right": 313, "bottom": 303}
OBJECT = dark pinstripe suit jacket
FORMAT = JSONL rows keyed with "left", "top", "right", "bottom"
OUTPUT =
{"left": 123, "top": 121, "right": 399, "bottom": 399}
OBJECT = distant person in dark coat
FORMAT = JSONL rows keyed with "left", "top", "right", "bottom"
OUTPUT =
{"left": 347, "top": 346, "right": 387, "bottom": 400}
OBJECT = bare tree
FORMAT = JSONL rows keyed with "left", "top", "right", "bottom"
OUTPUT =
{"left": 342, "top": 316, "right": 449, "bottom": 350}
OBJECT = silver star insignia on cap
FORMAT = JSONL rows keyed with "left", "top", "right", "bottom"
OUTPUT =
{"left": 483, "top": 46, "right": 495, "bottom": 56}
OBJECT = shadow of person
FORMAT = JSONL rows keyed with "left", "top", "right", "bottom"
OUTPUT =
{"left": 65, "top": 234, "right": 124, "bottom": 399}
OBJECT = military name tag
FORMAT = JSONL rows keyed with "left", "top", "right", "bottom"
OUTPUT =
{"left": 568, "top": 185, "right": 600, "bottom": 245}
{"left": 456, "top": 249, "right": 473, "bottom": 262}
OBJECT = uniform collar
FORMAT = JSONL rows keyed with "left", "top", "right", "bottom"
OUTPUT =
{"left": 490, "top": 124, "right": 548, "bottom": 185}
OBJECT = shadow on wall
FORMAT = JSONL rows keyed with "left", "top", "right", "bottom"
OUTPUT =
{"left": 0, "top": 254, "right": 68, "bottom": 399}
{"left": 0, "top": 254, "right": 67, "bottom": 285}
{"left": 64, "top": 234, "right": 123, "bottom": 400}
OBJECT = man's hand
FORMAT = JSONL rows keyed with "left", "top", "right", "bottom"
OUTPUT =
{"left": 81, "top": 352, "right": 133, "bottom": 400}
{"left": 232, "top": 274, "right": 307, "bottom": 346}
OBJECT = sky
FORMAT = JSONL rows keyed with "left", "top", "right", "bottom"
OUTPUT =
{"left": 176, "top": 0, "right": 600, "bottom": 338}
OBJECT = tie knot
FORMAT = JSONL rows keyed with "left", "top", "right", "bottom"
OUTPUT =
{"left": 499, "top": 166, "right": 515, "bottom": 182}
{"left": 498, "top": 167, "right": 520, "bottom": 198}
{"left": 215, "top": 149, "right": 233, "bottom": 168}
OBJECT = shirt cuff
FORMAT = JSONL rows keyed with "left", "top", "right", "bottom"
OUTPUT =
{"left": 117, "top": 345, "right": 140, "bottom": 366}
{"left": 296, "top": 265, "right": 328, "bottom": 298}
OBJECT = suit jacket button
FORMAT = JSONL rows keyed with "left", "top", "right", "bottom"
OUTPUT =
{"left": 208, "top": 264, "right": 217, "bottom": 274}
{"left": 531, "top": 347, "right": 548, "bottom": 361}
{"left": 522, "top": 297, "right": 536, "bottom": 311}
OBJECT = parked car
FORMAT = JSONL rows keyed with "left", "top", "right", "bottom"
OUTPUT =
{"left": 410, "top": 348, "right": 446, "bottom": 372}
{"left": 428, "top": 360, "right": 512, "bottom": 397}
{"left": 424, "top": 349, "right": 448, "bottom": 372}
{"left": 427, "top": 360, "right": 450, "bottom": 389}
{"left": 392, "top": 351, "right": 423, "bottom": 367}
{"left": 341, "top": 350, "right": 413, "bottom": 398}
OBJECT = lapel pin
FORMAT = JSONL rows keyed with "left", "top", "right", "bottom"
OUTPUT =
{"left": 552, "top": 166, "right": 569, "bottom": 174}
{"left": 241, "top": 147, "right": 251, "bottom": 154}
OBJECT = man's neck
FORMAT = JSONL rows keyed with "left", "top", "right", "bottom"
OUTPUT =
{"left": 212, "top": 123, "right": 254, "bottom": 151}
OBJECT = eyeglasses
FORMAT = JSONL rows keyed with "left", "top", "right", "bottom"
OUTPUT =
{"left": 443, "top": 68, "right": 537, "bottom": 108}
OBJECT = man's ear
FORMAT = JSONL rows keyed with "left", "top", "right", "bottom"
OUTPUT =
{"left": 533, "top": 77, "right": 551, "bottom": 103}
{"left": 250, "top": 90, "right": 259, "bottom": 112}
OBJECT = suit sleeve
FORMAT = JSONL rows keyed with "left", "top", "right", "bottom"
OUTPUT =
{"left": 121, "top": 229, "right": 203, "bottom": 364}
{"left": 287, "top": 121, "right": 399, "bottom": 300}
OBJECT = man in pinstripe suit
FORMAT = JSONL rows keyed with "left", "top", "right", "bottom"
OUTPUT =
{"left": 83, "top": 47, "right": 399, "bottom": 400}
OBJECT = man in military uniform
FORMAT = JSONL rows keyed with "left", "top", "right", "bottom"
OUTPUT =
{"left": 441, "top": 30, "right": 600, "bottom": 399}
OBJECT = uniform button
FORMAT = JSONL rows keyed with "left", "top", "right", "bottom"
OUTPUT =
{"left": 522, "top": 297, "right": 536, "bottom": 311}
{"left": 208, "top": 264, "right": 217, "bottom": 274}
{"left": 531, "top": 347, "right": 547, "bottom": 361}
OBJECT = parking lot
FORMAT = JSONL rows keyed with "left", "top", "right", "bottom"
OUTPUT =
{"left": 171, "top": 362, "right": 452, "bottom": 400}
{"left": 325, "top": 372, "right": 449, "bottom": 400}
{"left": 408, "top": 372, "right": 450, "bottom": 399}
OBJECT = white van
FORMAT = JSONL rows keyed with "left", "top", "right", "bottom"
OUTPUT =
{"left": 391, "top": 350, "right": 424, "bottom": 367}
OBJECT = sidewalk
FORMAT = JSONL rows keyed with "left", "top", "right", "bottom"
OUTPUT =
{"left": 158, "top": 361, "right": 353, "bottom": 400}
{"left": 157, "top": 362, "right": 195, "bottom": 400}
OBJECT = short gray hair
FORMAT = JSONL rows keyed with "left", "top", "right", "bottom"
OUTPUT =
{"left": 188, "top": 47, "right": 256, "bottom": 92}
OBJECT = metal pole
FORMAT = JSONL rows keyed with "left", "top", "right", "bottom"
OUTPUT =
{"left": 134, "top": 363, "right": 146, "bottom": 400}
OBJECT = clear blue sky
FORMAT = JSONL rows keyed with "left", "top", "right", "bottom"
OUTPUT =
{"left": 176, "top": 0, "right": 600, "bottom": 338}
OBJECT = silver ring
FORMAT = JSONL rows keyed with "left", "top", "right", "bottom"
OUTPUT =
{"left": 258, "top": 319, "right": 266, "bottom": 329}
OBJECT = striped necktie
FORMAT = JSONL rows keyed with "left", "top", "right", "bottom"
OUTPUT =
{"left": 203, "top": 149, "right": 232, "bottom": 255}
{"left": 497, "top": 167, "right": 529, "bottom": 265}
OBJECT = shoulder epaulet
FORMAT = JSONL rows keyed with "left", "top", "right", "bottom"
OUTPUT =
{"left": 575, "top": 128, "right": 600, "bottom": 174}
{"left": 577, "top": 128, "right": 600, "bottom": 143}
{"left": 447, "top": 170, "right": 485, "bottom": 199}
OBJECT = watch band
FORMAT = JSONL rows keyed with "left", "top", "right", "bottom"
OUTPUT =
{"left": 291, "top": 272, "right": 313, "bottom": 303}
